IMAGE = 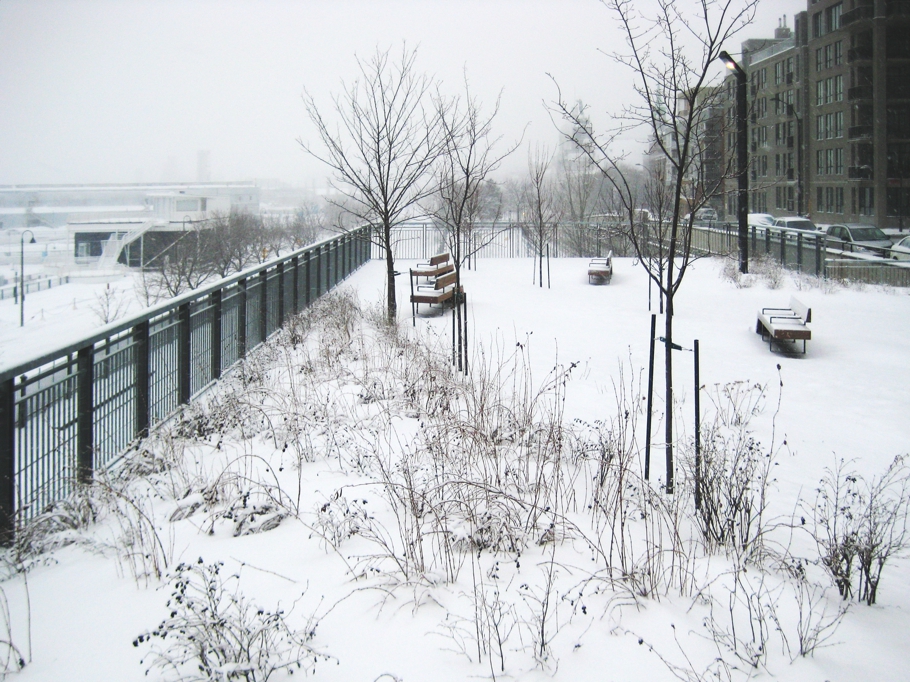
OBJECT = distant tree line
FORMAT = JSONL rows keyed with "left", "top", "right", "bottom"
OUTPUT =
{"left": 137, "top": 207, "right": 325, "bottom": 304}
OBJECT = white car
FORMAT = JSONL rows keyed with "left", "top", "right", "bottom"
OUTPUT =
{"left": 825, "top": 223, "right": 893, "bottom": 254}
{"left": 773, "top": 216, "right": 818, "bottom": 232}
{"left": 747, "top": 213, "right": 775, "bottom": 227}
{"left": 891, "top": 235, "right": 910, "bottom": 261}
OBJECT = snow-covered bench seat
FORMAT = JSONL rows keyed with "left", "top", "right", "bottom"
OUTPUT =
{"left": 588, "top": 251, "right": 613, "bottom": 284}
{"left": 755, "top": 296, "right": 811, "bottom": 353}
{"left": 409, "top": 269, "right": 463, "bottom": 325}
{"left": 410, "top": 253, "right": 452, "bottom": 280}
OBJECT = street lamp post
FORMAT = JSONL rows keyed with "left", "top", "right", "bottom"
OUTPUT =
{"left": 771, "top": 96, "right": 803, "bottom": 216}
{"left": 720, "top": 50, "right": 749, "bottom": 274}
{"left": 19, "top": 229, "right": 36, "bottom": 327}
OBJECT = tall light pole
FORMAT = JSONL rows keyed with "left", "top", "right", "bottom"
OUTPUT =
{"left": 771, "top": 95, "right": 803, "bottom": 216}
{"left": 19, "top": 229, "right": 36, "bottom": 327}
{"left": 720, "top": 50, "right": 749, "bottom": 274}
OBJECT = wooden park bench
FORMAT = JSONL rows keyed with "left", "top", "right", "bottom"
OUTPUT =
{"left": 409, "top": 268, "right": 463, "bottom": 325}
{"left": 588, "top": 251, "right": 613, "bottom": 284}
{"left": 410, "top": 253, "right": 452, "bottom": 281}
{"left": 756, "top": 296, "right": 812, "bottom": 353}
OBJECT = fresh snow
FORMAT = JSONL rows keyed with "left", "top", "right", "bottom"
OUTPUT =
{"left": 1, "top": 256, "right": 909, "bottom": 681}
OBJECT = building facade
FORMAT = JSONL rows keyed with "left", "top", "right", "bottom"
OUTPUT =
{"left": 726, "top": 0, "right": 910, "bottom": 230}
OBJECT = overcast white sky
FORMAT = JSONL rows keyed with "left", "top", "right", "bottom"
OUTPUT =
{"left": 0, "top": 0, "right": 798, "bottom": 189}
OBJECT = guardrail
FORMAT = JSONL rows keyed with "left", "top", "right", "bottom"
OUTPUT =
{"left": 691, "top": 223, "right": 826, "bottom": 276}
{"left": 0, "top": 226, "right": 371, "bottom": 539}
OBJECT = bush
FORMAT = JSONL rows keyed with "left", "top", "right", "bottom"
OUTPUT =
{"left": 136, "top": 560, "right": 331, "bottom": 681}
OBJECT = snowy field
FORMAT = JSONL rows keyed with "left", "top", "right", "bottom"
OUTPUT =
{"left": 1, "top": 256, "right": 909, "bottom": 682}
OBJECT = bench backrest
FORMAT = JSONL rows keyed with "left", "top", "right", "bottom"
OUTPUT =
{"left": 789, "top": 296, "right": 811, "bottom": 323}
{"left": 435, "top": 271, "right": 457, "bottom": 289}
{"left": 428, "top": 253, "right": 450, "bottom": 266}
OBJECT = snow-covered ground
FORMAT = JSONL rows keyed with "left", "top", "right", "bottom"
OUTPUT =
{"left": 1, "top": 256, "right": 909, "bottom": 681}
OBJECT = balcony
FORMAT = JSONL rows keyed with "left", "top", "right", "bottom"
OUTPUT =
{"left": 848, "top": 46, "right": 873, "bottom": 62}
{"left": 848, "top": 125, "right": 874, "bottom": 140}
{"left": 848, "top": 85, "right": 874, "bottom": 101}
{"left": 842, "top": 4, "right": 875, "bottom": 26}
{"left": 848, "top": 166, "right": 874, "bottom": 179}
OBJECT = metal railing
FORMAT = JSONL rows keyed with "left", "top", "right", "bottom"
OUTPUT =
{"left": 0, "top": 226, "right": 371, "bottom": 538}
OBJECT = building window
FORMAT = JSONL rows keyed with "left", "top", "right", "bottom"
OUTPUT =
{"left": 835, "top": 187, "right": 844, "bottom": 213}
{"left": 826, "top": 3, "right": 842, "bottom": 32}
{"left": 835, "top": 148, "right": 844, "bottom": 175}
{"left": 812, "top": 11, "right": 822, "bottom": 38}
{"left": 856, "top": 187, "right": 875, "bottom": 216}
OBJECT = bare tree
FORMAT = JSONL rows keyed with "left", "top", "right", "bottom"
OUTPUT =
{"left": 551, "top": 0, "right": 757, "bottom": 492}
{"left": 205, "top": 210, "right": 260, "bottom": 278}
{"left": 301, "top": 44, "right": 443, "bottom": 323}
{"left": 520, "top": 145, "right": 561, "bottom": 287}
{"left": 430, "top": 79, "right": 518, "bottom": 368}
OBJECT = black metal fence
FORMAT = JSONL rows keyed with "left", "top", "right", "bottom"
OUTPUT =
{"left": 691, "top": 223, "right": 827, "bottom": 276}
{"left": 0, "top": 226, "right": 371, "bottom": 537}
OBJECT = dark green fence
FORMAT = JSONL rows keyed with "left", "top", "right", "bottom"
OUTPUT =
{"left": 0, "top": 227, "right": 371, "bottom": 538}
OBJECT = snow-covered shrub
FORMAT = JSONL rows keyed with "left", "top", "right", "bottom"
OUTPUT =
{"left": 810, "top": 456, "right": 910, "bottom": 605}
{"left": 751, "top": 253, "right": 784, "bottom": 289}
{"left": 691, "top": 381, "right": 775, "bottom": 558}
{"left": 136, "top": 560, "right": 331, "bottom": 681}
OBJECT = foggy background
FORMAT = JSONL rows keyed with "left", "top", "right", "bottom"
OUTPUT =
{"left": 0, "top": 0, "right": 795, "bottom": 188}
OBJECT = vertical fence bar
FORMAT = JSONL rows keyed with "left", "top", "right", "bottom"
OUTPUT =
{"left": 76, "top": 346, "right": 94, "bottom": 484}
{"left": 211, "top": 289, "right": 222, "bottom": 381}
{"left": 178, "top": 303, "right": 191, "bottom": 404}
{"left": 694, "top": 339, "right": 701, "bottom": 511}
{"left": 0, "top": 378, "right": 14, "bottom": 542}
{"left": 134, "top": 321, "right": 150, "bottom": 439}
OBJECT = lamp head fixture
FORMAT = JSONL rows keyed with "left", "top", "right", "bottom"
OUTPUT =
{"left": 718, "top": 50, "right": 745, "bottom": 75}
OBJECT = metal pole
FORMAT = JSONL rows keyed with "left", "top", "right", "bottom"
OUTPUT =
{"left": 736, "top": 67, "right": 749, "bottom": 274}
{"left": 645, "top": 314, "right": 656, "bottom": 480}
{"left": 694, "top": 339, "right": 701, "bottom": 509}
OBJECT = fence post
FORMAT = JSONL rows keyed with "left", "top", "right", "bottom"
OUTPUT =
{"left": 292, "top": 256, "right": 300, "bottom": 315}
{"left": 178, "top": 303, "right": 191, "bottom": 404}
{"left": 211, "top": 288, "right": 222, "bottom": 381}
{"left": 76, "top": 346, "right": 94, "bottom": 484}
{"left": 0, "top": 378, "right": 15, "bottom": 543}
{"left": 238, "top": 278, "right": 247, "bottom": 358}
{"left": 259, "top": 269, "right": 268, "bottom": 342}
{"left": 276, "top": 261, "right": 285, "bottom": 328}
{"left": 815, "top": 235, "right": 822, "bottom": 277}
{"left": 305, "top": 251, "right": 312, "bottom": 307}
{"left": 316, "top": 246, "right": 323, "bottom": 297}
{"left": 797, "top": 232, "right": 803, "bottom": 271}
{"left": 134, "top": 321, "right": 150, "bottom": 439}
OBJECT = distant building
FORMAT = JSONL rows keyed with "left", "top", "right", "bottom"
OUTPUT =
{"left": 0, "top": 182, "right": 259, "bottom": 267}
{"left": 725, "top": 1, "right": 910, "bottom": 230}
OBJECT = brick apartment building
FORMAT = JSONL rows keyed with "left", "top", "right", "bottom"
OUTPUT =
{"left": 724, "top": 0, "right": 910, "bottom": 230}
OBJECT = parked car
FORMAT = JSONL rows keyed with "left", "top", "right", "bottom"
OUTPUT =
{"left": 772, "top": 216, "right": 818, "bottom": 231}
{"left": 890, "top": 235, "right": 910, "bottom": 261}
{"left": 747, "top": 213, "right": 775, "bottom": 227}
{"left": 824, "top": 223, "right": 893, "bottom": 254}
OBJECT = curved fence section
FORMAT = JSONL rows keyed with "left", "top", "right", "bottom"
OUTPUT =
{"left": 0, "top": 227, "right": 371, "bottom": 538}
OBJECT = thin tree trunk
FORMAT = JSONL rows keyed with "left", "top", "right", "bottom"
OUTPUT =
{"left": 384, "top": 225, "right": 397, "bottom": 323}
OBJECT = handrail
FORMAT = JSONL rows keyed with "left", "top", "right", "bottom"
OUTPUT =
{"left": 0, "top": 227, "right": 369, "bottom": 383}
